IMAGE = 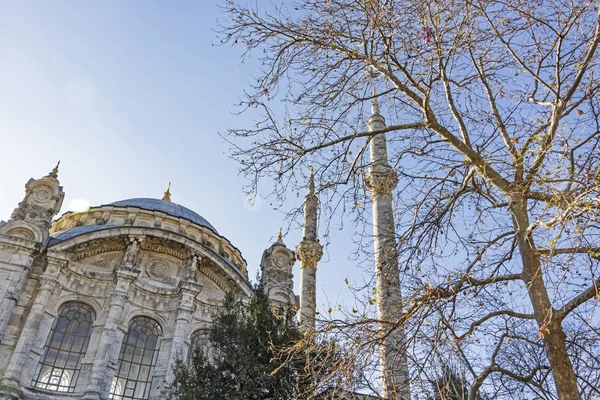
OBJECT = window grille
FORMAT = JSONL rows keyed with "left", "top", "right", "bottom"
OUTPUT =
{"left": 188, "top": 329, "right": 211, "bottom": 363}
{"left": 32, "top": 302, "right": 96, "bottom": 392}
{"left": 109, "top": 316, "right": 162, "bottom": 400}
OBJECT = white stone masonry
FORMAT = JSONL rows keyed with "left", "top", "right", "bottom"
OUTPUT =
{"left": 364, "top": 95, "right": 411, "bottom": 400}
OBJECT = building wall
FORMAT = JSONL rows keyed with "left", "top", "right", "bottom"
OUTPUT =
{"left": 0, "top": 226, "right": 253, "bottom": 400}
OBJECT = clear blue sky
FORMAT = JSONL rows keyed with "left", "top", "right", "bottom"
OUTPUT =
{"left": 0, "top": 1, "right": 363, "bottom": 311}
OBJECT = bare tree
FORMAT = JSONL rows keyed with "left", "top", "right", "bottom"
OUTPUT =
{"left": 218, "top": 1, "right": 600, "bottom": 399}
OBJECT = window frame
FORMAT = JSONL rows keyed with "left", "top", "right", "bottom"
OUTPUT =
{"left": 109, "top": 316, "right": 163, "bottom": 400}
{"left": 32, "top": 301, "right": 96, "bottom": 393}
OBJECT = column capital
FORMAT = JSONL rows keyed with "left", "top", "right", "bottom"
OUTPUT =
{"left": 178, "top": 280, "right": 202, "bottom": 294}
{"left": 108, "top": 291, "right": 129, "bottom": 305}
{"left": 295, "top": 239, "right": 323, "bottom": 268}
{"left": 365, "top": 165, "right": 399, "bottom": 195}
{"left": 115, "top": 264, "right": 141, "bottom": 279}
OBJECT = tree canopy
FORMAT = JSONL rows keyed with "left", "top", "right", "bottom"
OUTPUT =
{"left": 218, "top": 1, "right": 600, "bottom": 399}
{"left": 168, "top": 286, "right": 342, "bottom": 400}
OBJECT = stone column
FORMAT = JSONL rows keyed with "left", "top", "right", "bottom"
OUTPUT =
{"left": 0, "top": 243, "right": 38, "bottom": 343}
{"left": 365, "top": 96, "right": 410, "bottom": 400}
{"left": 164, "top": 278, "right": 201, "bottom": 385}
{"left": 295, "top": 170, "right": 323, "bottom": 332}
{"left": 82, "top": 238, "right": 142, "bottom": 400}
{"left": 0, "top": 255, "right": 64, "bottom": 399}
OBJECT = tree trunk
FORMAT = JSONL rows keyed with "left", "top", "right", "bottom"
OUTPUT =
{"left": 510, "top": 193, "right": 581, "bottom": 400}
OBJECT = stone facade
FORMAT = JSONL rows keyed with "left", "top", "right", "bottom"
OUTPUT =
{"left": 260, "top": 231, "right": 297, "bottom": 308}
{"left": 0, "top": 96, "right": 409, "bottom": 399}
{"left": 0, "top": 171, "right": 297, "bottom": 400}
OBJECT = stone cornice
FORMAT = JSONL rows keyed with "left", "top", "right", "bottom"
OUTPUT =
{"left": 47, "top": 226, "right": 253, "bottom": 296}
{"left": 0, "top": 234, "right": 42, "bottom": 253}
{"left": 51, "top": 204, "right": 248, "bottom": 270}
{"left": 73, "top": 238, "right": 126, "bottom": 261}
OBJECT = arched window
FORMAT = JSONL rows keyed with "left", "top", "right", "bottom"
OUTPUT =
{"left": 32, "top": 301, "right": 96, "bottom": 392}
{"left": 109, "top": 316, "right": 162, "bottom": 400}
{"left": 188, "top": 329, "right": 211, "bottom": 363}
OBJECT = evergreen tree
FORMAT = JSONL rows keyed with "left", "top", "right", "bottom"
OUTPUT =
{"left": 429, "top": 366, "right": 484, "bottom": 400}
{"left": 168, "top": 286, "right": 319, "bottom": 400}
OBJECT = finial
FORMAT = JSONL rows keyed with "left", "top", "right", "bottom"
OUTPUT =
{"left": 162, "top": 182, "right": 172, "bottom": 202}
{"left": 308, "top": 166, "right": 315, "bottom": 196}
{"left": 371, "top": 88, "right": 381, "bottom": 116}
{"left": 49, "top": 160, "right": 60, "bottom": 178}
{"left": 277, "top": 227, "right": 284, "bottom": 244}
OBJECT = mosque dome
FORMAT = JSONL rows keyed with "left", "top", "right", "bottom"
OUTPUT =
{"left": 108, "top": 198, "right": 218, "bottom": 233}
{"left": 47, "top": 195, "right": 247, "bottom": 278}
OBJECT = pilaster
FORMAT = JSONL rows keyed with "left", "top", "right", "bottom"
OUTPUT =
{"left": 164, "top": 274, "right": 201, "bottom": 386}
{"left": 0, "top": 239, "right": 40, "bottom": 344}
{"left": 0, "top": 254, "right": 64, "bottom": 399}
{"left": 82, "top": 237, "right": 143, "bottom": 400}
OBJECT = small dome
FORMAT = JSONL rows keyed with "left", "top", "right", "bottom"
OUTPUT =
{"left": 108, "top": 198, "right": 218, "bottom": 233}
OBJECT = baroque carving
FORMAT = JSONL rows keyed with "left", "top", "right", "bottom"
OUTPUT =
{"left": 141, "top": 237, "right": 186, "bottom": 259}
{"left": 364, "top": 165, "right": 399, "bottom": 195}
{"left": 295, "top": 239, "right": 323, "bottom": 268}
{"left": 147, "top": 259, "right": 170, "bottom": 281}
{"left": 73, "top": 238, "right": 125, "bottom": 260}
{"left": 185, "top": 255, "right": 201, "bottom": 282}
{"left": 123, "top": 238, "right": 141, "bottom": 267}
{"left": 109, "top": 291, "right": 129, "bottom": 305}
{"left": 10, "top": 178, "right": 64, "bottom": 232}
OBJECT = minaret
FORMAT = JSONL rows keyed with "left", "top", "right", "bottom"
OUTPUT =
{"left": 364, "top": 93, "right": 411, "bottom": 400}
{"left": 295, "top": 168, "right": 323, "bottom": 331}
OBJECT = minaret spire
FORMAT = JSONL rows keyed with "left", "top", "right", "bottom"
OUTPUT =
{"left": 364, "top": 93, "right": 411, "bottom": 400}
{"left": 49, "top": 160, "right": 60, "bottom": 178}
{"left": 162, "top": 182, "right": 172, "bottom": 202}
{"left": 308, "top": 165, "right": 315, "bottom": 195}
{"left": 371, "top": 88, "right": 381, "bottom": 115}
{"left": 295, "top": 168, "right": 323, "bottom": 332}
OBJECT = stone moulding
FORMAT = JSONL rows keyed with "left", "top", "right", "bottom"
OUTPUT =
{"left": 48, "top": 226, "right": 253, "bottom": 298}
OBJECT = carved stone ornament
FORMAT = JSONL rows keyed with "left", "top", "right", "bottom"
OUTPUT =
{"left": 184, "top": 255, "right": 201, "bottom": 282}
{"left": 273, "top": 253, "right": 288, "bottom": 268}
{"left": 365, "top": 165, "right": 399, "bottom": 195}
{"left": 122, "top": 238, "right": 141, "bottom": 267}
{"left": 109, "top": 291, "right": 129, "bottom": 305}
{"left": 10, "top": 177, "right": 64, "bottom": 231}
{"left": 147, "top": 260, "right": 170, "bottom": 281}
{"left": 295, "top": 239, "right": 323, "bottom": 268}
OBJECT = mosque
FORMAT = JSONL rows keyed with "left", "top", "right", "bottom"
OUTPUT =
{"left": 0, "top": 164, "right": 322, "bottom": 400}
{"left": 0, "top": 98, "right": 406, "bottom": 400}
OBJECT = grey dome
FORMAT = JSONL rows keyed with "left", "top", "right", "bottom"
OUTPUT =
{"left": 108, "top": 198, "right": 218, "bottom": 233}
